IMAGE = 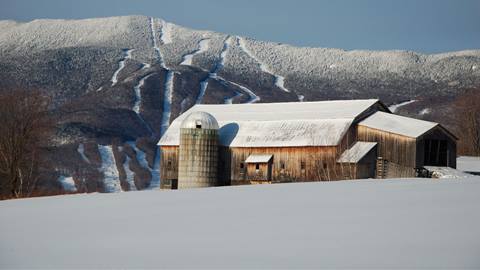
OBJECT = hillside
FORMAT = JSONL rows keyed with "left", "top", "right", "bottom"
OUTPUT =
{"left": 1, "top": 178, "right": 479, "bottom": 268}
{"left": 0, "top": 15, "right": 479, "bottom": 194}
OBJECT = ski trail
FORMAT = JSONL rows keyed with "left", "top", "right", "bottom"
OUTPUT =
{"left": 224, "top": 91, "right": 243, "bottom": 104}
{"left": 180, "top": 39, "right": 210, "bottom": 66}
{"left": 97, "top": 144, "right": 122, "bottom": 193}
{"left": 58, "top": 175, "right": 77, "bottom": 192}
{"left": 77, "top": 143, "right": 90, "bottom": 163}
{"left": 237, "top": 36, "right": 290, "bottom": 93}
{"left": 149, "top": 17, "right": 167, "bottom": 68}
{"left": 419, "top": 108, "right": 431, "bottom": 115}
{"left": 193, "top": 36, "right": 233, "bottom": 104}
{"left": 160, "top": 20, "right": 172, "bottom": 44}
{"left": 133, "top": 73, "right": 154, "bottom": 135}
{"left": 133, "top": 74, "right": 153, "bottom": 114}
{"left": 160, "top": 71, "right": 174, "bottom": 135}
{"left": 389, "top": 100, "right": 417, "bottom": 113}
{"left": 122, "top": 156, "right": 137, "bottom": 191}
{"left": 196, "top": 36, "right": 259, "bottom": 104}
{"left": 126, "top": 141, "right": 160, "bottom": 189}
{"left": 111, "top": 49, "right": 134, "bottom": 86}
{"left": 224, "top": 78, "right": 260, "bottom": 103}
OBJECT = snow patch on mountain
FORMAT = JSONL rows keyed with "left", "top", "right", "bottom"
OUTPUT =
{"left": 419, "top": 108, "right": 431, "bottom": 115}
{"left": 388, "top": 100, "right": 417, "bottom": 113}
{"left": 122, "top": 156, "right": 137, "bottom": 191}
{"left": 77, "top": 143, "right": 90, "bottom": 163}
{"left": 57, "top": 175, "right": 77, "bottom": 192}
{"left": 97, "top": 144, "right": 122, "bottom": 193}
{"left": 111, "top": 49, "right": 133, "bottom": 86}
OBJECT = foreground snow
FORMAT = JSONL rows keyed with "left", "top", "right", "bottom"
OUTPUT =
{"left": 1, "top": 178, "right": 480, "bottom": 268}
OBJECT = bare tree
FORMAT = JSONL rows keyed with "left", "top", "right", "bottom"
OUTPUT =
{"left": 454, "top": 88, "right": 480, "bottom": 156}
{"left": 0, "top": 88, "right": 53, "bottom": 199}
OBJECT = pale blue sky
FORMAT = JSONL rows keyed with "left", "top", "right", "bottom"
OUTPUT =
{"left": 0, "top": 0, "right": 479, "bottom": 53}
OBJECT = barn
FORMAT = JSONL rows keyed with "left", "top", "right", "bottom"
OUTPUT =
{"left": 158, "top": 99, "right": 457, "bottom": 189}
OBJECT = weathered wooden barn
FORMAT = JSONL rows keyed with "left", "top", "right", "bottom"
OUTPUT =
{"left": 158, "top": 99, "right": 457, "bottom": 189}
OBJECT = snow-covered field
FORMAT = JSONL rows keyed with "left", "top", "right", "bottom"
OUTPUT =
{"left": 1, "top": 178, "right": 480, "bottom": 269}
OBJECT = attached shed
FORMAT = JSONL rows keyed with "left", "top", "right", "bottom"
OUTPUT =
{"left": 358, "top": 111, "right": 457, "bottom": 178}
{"left": 337, "top": 142, "right": 378, "bottom": 179}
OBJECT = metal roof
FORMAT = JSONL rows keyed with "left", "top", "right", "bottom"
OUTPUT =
{"left": 337, "top": 142, "right": 377, "bottom": 163}
{"left": 180, "top": 111, "right": 219, "bottom": 130}
{"left": 359, "top": 111, "right": 438, "bottom": 138}
{"left": 159, "top": 99, "right": 379, "bottom": 147}
{"left": 245, "top": 154, "right": 273, "bottom": 163}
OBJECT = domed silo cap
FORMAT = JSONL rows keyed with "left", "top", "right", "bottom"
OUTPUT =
{"left": 180, "top": 111, "right": 219, "bottom": 130}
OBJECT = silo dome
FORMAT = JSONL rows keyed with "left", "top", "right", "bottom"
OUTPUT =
{"left": 180, "top": 111, "right": 219, "bottom": 130}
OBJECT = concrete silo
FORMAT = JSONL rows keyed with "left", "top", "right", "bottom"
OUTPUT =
{"left": 178, "top": 111, "right": 219, "bottom": 188}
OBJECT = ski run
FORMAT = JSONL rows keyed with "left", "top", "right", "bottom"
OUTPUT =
{"left": 388, "top": 100, "right": 417, "bottom": 113}
{"left": 126, "top": 141, "right": 160, "bottom": 189}
{"left": 180, "top": 39, "right": 210, "bottom": 66}
{"left": 77, "top": 143, "right": 90, "bottom": 163}
{"left": 237, "top": 36, "right": 290, "bottom": 93}
{"left": 97, "top": 145, "right": 122, "bottom": 193}
{"left": 111, "top": 49, "right": 133, "bottom": 86}
{"left": 122, "top": 156, "right": 137, "bottom": 191}
{"left": 196, "top": 36, "right": 259, "bottom": 104}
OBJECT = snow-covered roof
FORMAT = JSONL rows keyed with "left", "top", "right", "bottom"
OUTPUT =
{"left": 359, "top": 111, "right": 438, "bottom": 138}
{"left": 245, "top": 154, "right": 273, "bottom": 163}
{"left": 159, "top": 99, "right": 379, "bottom": 147}
{"left": 180, "top": 111, "right": 219, "bottom": 130}
{"left": 337, "top": 142, "right": 377, "bottom": 163}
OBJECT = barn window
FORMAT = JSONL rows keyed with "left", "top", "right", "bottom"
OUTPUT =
{"left": 280, "top": 162, "right": 285, "bottom": 169}
{"left": 323, "top": 163, "right": 328, "bottom": 169}
{"left": 255, "top": 164, "right": 260, "bottom": 170}
{"left": 300, "top": 161, "right": 306, "bottom": 170}
{"left": 240, "top": 162, "right": 244, "bottom": 169}
{"left": 195, "top": 120, "right": 202, "bottom": 129}
{"left": 167, "top": 160, "right": 172, "bottom": 169}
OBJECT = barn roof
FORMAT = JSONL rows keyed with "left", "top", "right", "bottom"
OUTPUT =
{"left": 358, "top": 111, "right": 438, "bottom": 138}
{"left": 338, "top": 142, "right": 377, "bottom": 163}
{"left": 245, "top": 154, "right": 273, "bottom": 163}
{"left": 159, "top": 99, "right": 380, "bottom": 147}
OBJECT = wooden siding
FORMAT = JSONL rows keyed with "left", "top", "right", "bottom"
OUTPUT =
{"left": 357, "top": 125, "right": 417, "bottom": 168}
{"left": 229, "top": 146, "right": 355, "bottom": 184}
{"left": 159, "top": 146, "right": 179, "bottom": 189}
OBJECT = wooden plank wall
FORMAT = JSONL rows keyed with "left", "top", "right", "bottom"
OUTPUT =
{"left": 159, "top": 146, "right": 179, "bottom": 189}
{"left": 357, "top": 125, "right": 417, "bottom": 168}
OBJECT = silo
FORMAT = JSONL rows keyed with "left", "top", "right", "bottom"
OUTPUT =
{"left": 178, "top": 111, "right": 219, "bottom": 188}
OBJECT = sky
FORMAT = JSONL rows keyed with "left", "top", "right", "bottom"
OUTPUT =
{"left": 0, "top": 0, "right": 479, "bottom": 53}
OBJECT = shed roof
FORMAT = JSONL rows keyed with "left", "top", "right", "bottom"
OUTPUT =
{"left": 358, "top": 111, "right": 438, "bottom": 138}
{"left": 245, "top": 154, "right": 273, "bottom": 163}
{"left": 337, "top": 142, "right": 378, "bottom": 163}
{"left": 159, "top": 99, "right": 380, "bottom": 147}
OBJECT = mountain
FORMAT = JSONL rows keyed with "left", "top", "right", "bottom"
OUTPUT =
{"left": 0, "top": 15, "right": 479, "bottom": 195}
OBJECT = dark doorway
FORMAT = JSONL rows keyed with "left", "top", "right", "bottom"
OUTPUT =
{"left": 424, "top": 139, "right": 448, "bottom": 166}
{"left": 171, "top": 179, "right": 178, "bottom": 190}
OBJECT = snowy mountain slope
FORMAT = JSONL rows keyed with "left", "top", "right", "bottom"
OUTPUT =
{"left": 0, "top": 15, "right": 479, "bottom": 195}
{"left": 1, "top": 178, "right": 479, "bottom": 268}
